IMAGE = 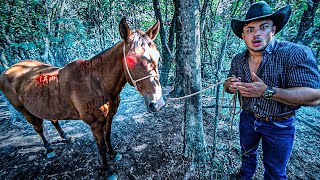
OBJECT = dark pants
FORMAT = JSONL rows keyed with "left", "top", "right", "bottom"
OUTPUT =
{"left": 239, "top": 110, "right": 295, "bottom": 180}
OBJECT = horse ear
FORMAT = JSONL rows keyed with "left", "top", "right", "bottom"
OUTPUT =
{"left": 119, "top": 18, "right": 133, "bottom": 42}
{"left": 146, "top": 20, "right": 160, "bottom": 41}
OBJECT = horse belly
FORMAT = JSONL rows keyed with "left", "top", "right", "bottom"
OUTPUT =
{"left": 20, "top": 78, "right": 79, "bottom": 120}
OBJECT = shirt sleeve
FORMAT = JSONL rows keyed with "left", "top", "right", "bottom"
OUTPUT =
{"left": 227, "top": 54, "right": 240, "bottom": 78}
{"left": 286, "top": 46, "right": 320, "bottom": 88}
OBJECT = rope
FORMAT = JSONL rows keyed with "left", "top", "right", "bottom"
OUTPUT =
{"left": 219, "top": 89, "right": 242, "bottom": 119}
{"left": 166, "top": 77, "right": 233, "bottom": 101}
{"left": 166, "top": 76, "right": 242, "bottom": 124}
{"left": 123, "top": 44, "right": 159, "bottom": 90}
{"left": 219, "top": 85, "right": 243, "bottom": 141}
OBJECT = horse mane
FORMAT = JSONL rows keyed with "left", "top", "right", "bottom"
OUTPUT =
{"left": 91, "top": 41, "right": 123, "bottom": 60}
{"left": 131, "top": 30, "right": 154, "bottom": 50}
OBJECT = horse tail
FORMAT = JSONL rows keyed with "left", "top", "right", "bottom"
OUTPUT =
{"left": 0, "top": 73, "right": 5, "bottom": 92}
{"left": 0, "top": 61, "right": 9, "bottom": 74}
{"left": 0, "top": 67, "right": 10, "bottom": 92}
{"left": 0, "top": 73, "right": 14, "bottom": 101}
{"left": 0, "top": 73, "right": 26, "bottom": 123}
{"left": 0, "top": 74, "right": 10, "bottom": 102}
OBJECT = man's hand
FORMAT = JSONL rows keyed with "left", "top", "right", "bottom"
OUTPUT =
{"left": 224, "top": 76, "right": 241, "bottom": 94}
{"left": 235, "top": 72, "right": 268, "bottom": 97}
{"left": 228, "top": 73, "right": 320, "bottom": 106}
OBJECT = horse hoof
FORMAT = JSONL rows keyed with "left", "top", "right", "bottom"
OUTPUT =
{"left": 109, "top": 152, "right": 122, "bottom": 162}
{"left": 46, "top": 151, "right": 56, "bottom": 158}
{"left": 66, "top": 137, "right": 75, "bottom": 143}
{"left": 106, "top": 172, "right": 118, "bottom": 180}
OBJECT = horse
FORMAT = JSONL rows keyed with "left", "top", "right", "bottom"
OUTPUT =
{"left": 0, "top": 18, "right": 165, "bottom": 178}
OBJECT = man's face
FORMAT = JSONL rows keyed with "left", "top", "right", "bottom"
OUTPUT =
{"left": 242, "top": 19, "right": 276, "bottom": 52}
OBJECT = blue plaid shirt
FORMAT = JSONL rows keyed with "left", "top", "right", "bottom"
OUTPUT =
{"left": 228, "top": 38, "right": 320, "bottom": 116}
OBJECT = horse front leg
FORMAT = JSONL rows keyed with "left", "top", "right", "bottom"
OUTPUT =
{"left": 90, "top": 121, "right": 109, "bottom": 170}
{"left": 105, "top": 116, "right": 122, "bottom": 162}
{"left": 104, "top": 96, "right": 121, "bottom": 161}
{"left": 90, "top": 121, "right": 118, "bottom": 179}
{"left": 105, "top": 115, "right": 116, "bottom": 155}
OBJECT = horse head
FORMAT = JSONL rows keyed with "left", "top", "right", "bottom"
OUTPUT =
{"left": 119, "top": 18, "right": 165, "bottom": 112}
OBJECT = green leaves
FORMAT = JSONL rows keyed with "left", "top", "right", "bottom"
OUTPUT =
{"left": 10, "top": 42, "right": 37, "bottom": 50}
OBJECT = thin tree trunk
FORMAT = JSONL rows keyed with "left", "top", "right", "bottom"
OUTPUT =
{"left": 41, "top": 1, "right": 52, "bottom": 64}
{"left": 0, "top": 28, "right": 11, "bottom": 67}
{"left": 170, "top": 0, "right": 185, "bottom": 97}
{"left": 0, "top": 48, "right": 9, "bottom": 70}
{"left": 212, "top": 25, "right": 231, "bottom": 156}
{"left": 152, "top": 0, "right": 171, "bottom": 86}
{"left": 199, "top": 0, "right": 211, "bottom": 80}
{"left": 200, "top": 0, "right": 211, "bottom": 34}
{"left": 250, "top": 0, "right": 256, "bottom": 4}
{"left": 293, "top": 0, "right": 319, "bottom": 45}
{"left": 55, "top": 0, "right": 66, "bottom": 38}
{"left": 180, "top": 0, "right": 209, "bottom": 174}
{"left": 211, "top": 0, "right": 240, "bottom": 157}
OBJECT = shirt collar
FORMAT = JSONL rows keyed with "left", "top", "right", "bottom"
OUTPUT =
{"left": 264, "top": 38, "right": 277, "bottom": 54}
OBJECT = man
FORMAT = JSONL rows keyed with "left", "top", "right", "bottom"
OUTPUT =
{"left": 224, "top": 1, "right": 320, "bottom": 179}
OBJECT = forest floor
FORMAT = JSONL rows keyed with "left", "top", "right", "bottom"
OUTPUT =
{"left": 0, "top": 85, "right": 319, "bottom": 180}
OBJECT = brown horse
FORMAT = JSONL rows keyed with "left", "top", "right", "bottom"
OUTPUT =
{"left": 0, "top": 18, "right": 165, "bottom": 177}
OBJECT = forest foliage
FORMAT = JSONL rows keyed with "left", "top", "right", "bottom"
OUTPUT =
{"left": 1, "top": 0, "right": 318, "bottom": 78}
{"left": 0, "top": 0, "right": 319, "bottom": 176}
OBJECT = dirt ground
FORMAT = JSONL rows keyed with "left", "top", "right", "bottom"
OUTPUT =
{"left": 0, "top": 85, "right": 319, "bottom": 179}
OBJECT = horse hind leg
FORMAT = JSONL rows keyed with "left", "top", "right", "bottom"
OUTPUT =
{"left": 50, "top": 120, "right": 73, "bottom": 142}
{"left": 18, "top": 108, "right": 55, "bottom": 157}
{"left": 0, "top": 76, "right": 54, "bottom": 157}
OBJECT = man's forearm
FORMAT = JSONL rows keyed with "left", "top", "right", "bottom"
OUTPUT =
{"left": 272, "top": 87, "right": 320, "bottom": 106}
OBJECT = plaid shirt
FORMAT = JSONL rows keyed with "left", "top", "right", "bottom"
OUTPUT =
{"left": 228, "top": 38, "right": 320, "bottom": 116}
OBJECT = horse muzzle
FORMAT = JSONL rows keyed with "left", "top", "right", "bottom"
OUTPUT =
{"left": 144, "top": 94, "right": 165, "bottom": 112}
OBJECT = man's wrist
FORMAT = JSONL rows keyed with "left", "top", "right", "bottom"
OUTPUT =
{"left": 262, "top": 86, "right": 276, "bottom": 99}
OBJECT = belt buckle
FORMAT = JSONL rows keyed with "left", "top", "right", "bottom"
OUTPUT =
{"left": 255, "top": 113, "right": 269, "bottom": 122}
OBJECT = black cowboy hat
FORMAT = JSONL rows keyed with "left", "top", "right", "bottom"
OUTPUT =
{"left": 231, "top": 1, "right": 292, "bottom": 38}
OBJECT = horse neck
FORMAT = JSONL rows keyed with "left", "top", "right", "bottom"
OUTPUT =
{"left": 88, "top": 41, "right": 127, "bottom": 96}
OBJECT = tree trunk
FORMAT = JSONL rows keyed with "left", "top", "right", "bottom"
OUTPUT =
{"left": 210, "top": 0, "right": 240, "bottom": 157}
{"left": 200, "top": 0, "right": 211, "bottom": 34}
{"left": 166, "top": 0, "right": 178, "bottom": 78}
{"left": 170, "top": 0, "right": 185, "bottom": 97}
{"left": 0, "top": 29, "right": 12, "bottom": 68}
{"left": 212, "top": 25, "right": 231, "bottom": 156}
{"left": 152, "top": 0, "right": 171, "bottom": 86}
{"left": 40, "top": 1, "right": 53, "bottom": 64}
{"left": 180, "top": 0, "right": 209, "bottom": 174}
{"left": 293, "top": 0, "right": 319, "bottom": 45}
{"left": 55, "top": 0, "right": 66, "bottom": 38}
{"left": 0, "top": 48, "right": 9, "bottom": 70}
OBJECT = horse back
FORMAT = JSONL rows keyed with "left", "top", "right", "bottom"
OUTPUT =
{"left": 0, "top": 60, "right": 80, "bottom": 120}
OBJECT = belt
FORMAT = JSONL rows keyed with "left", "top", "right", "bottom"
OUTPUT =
{"left": 249, "top": 111, "right": 295, "bottom": 122}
